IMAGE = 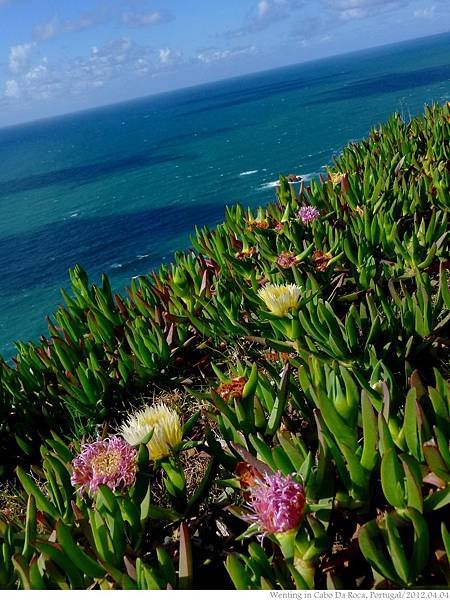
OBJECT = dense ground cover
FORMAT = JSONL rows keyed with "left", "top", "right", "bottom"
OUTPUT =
{"left": 0, "top": 104, "right": 449, "bottom": 590}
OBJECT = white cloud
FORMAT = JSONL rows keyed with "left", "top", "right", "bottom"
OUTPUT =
{"left": 4, "top": 79, "right": 20, "bottom": 98}
{"left": 159, "top": 48, "right": 172, "bottom": 64}
{"left": 340, "top": 7, "right": 367, "bottom": 19}
{"left": 69, "top": 39, "right": 133, "bottom": 89}
{"left": 24, "top": 63, "right": 48, "bottom": 82}
{"left": 4, "top": 56, "right": 63, "bottom": 101}
{"left": 414, "top": 5, "right": 436, "bottom": 18}
{"left": 33, "top": 10, "right": 106, "bottom": 41}
{"left": 122, "top": 10, "right": 174, "bottom": 27}
{"left": 257, "top": 1, "right": 271, "bottom": 18}
{"left": 223, "top": 0, "right": 305, "bottom": 37}
{"left": 71, "top": 39, "right": 184, "bottom": 84}
{"left": 322, "top": 0, "right": 411, "bottom": 21}
{"left": 32, "top": 6, "right": 172, "bottom": 41}
{"left": 196, "top": 45, "right": 256, "bottom": 64}
{"left": 33, "top": 20, "right": 58, "bottom": 41}
{"left": 2, "top": 4, "right": 283, "bottom": 111}
{"left": 0, "top": 37, "right": 188, "bottom": 107}
{"left": 8, "top": 43, "right": 34, "bottom": 74}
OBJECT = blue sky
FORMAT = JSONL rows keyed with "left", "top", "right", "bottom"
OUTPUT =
{"left": 0, "top": 0, "right": 449, "bottom": 126}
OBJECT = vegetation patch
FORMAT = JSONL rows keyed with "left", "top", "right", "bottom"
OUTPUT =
{"left": 0, "top": 104, "right": 449, "bottom": 589}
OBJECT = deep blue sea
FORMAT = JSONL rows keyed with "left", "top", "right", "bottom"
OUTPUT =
{"left": 0, "top": 32, "right": 449, "bottom": 359}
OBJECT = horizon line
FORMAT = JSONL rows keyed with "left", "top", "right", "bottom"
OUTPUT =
{"left": 1, "top": 29, "right": 449, "bottom": 132}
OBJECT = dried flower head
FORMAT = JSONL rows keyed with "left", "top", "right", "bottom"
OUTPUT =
{"left": 277, "top": 251, "right": 299, "bottom": 269}
{"left": 235, "top": 462, "right": 260, "bottom": 501}
{"left": 216, "top": 376, "right": 247, "bottom": 402}
{"left": 265, "top": 351, "right": 291, "bottom": 363}
{"left": 297, "top": 205, "right": 320, "bottom": 225}
{"left": 119, "top": 403, "right": 182, "bottom": 460}
{"left": 248, "top": 219, "right": 269, "bottom": 231}
{"left": 247, "top": 472, "right": 305, "bottom": 534}
{"left": 235, "top": 247, "right": 256, "bottom": 260}
{"left": 258, "top": 283, "right": 302, "bottom": 317}
{"left": 312, "top": 250, "right": 333, "bottom": 272}
{"left": 71, "top": 436, "right": 137, "bottom": 495}
{"left": 329, "top": 171, "right": 345, "bottom": 186}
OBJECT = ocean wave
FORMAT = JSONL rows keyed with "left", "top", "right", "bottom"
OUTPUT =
{"left": 259, "top": 180, "right": 279, "bottom": 190}
{"left": 108, "top": 253, "right": 152, "bottom": 274}
{"left": 258, "top": 172, "right": 321, "bottom": 190}
{"left": 301, "top": 172, "right": 320, "bottom": 182}
{"left": 239, "top": 170, "right": 259, "bottom": 176}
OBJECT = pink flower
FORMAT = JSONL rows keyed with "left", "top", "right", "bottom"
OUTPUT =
{"left": 274, "top": 222, "right": 284, "bottom": 233}
{"left": 71, "top": 436, "right": 137, "bottom": 495}
{"left": 247, "top": 472, "right": 305, "bottom": 534}
{"left": 277, "top": 251, "right": 299, "bottom": 269}
{"left": 297, "top": 205, "right": 320, "bottom": 225}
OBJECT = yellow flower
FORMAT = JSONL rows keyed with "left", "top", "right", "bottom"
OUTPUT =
{"left": 329, "top": 172, "right": 344, "bottom": 186}
{"left": 119, "top": 403, "right": 182, "bottom": 460}
{"left": 258, "top": 283, "right": 302, "bottom": 317}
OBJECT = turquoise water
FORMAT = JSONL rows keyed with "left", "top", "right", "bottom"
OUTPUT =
{"left": 0, "top": 32, "right": 449, "bottom": 359}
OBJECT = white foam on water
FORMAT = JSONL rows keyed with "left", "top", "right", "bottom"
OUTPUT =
{"left": 302, "top": 172, "right": 319, "bottom": 182}
{"left": 239, "top": 170, "right": 259, "bottom": 176}
{"left": 110, "top": 263, "right": 123, "bottom": 269}
{"left": 259, "top": 180, "right": 279, "bottom": 189}
{"left": 258, "top": 172, "right": 321, "bottom": 190}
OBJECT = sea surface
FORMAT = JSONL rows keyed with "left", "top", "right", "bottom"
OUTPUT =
{"left": 1, "top": 32, "right": 450, "bottom": 359}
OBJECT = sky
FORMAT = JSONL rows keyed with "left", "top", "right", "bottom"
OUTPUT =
{"left": 0, "top": 0, "right": 449, "bottom": 127}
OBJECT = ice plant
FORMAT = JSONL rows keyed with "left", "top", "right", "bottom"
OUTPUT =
{"left": 258, "top": 282, "right": 302, "bottom": 317}
{"left": 312, "top": 250, "right": 333, "bottom": 272}
{"left": 247, "top": 219, "right": 269, "bottom": 231}
{"left": 119, "top": 403, "right": 182, "bottom": 460}
{"left": 247, "top": 472, "right": 305, "bottom": 535}
{"left": 216, "top": 376, "right": 247, "bottom": 402}
{"left": 265, "top": 351, "right": 290, "bottom": 362}
{"left": 71, "top": 436, "right": 137, "bottom": 495}
{"left": 277, "top": 251, "right": 299, "bottom": 269}
{"left": 235, "top": 247, "right": 256, "bottom": 261}
{"left": 274, "top": 222, "right": 284, "bottom": 233}
{"left": 235, "top": 461, "right": 260, "bottom": 501}
{"left": 297, "top": 205, "right": 320, "bottom": 225}
{"left": 329, "top": 171, "right": 345, "bottom": 186}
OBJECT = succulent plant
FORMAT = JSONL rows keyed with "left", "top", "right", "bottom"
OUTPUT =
{"left": 0, "top": 103, "right": 449, "bottom": 589}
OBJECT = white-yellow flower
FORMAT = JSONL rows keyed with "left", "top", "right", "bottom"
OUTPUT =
{"left": 258, "top": 283, "right": 302, "bottom": 317}
{"left": 119, "top": 403, "right": 182, "bottom": 460}
{"left": 329, "top": 171, "right": 344, "bottom": 186}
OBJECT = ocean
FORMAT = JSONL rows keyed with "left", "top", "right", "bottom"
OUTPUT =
{"left": 0, "top": 32, "right": 449, "bottom": 359}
